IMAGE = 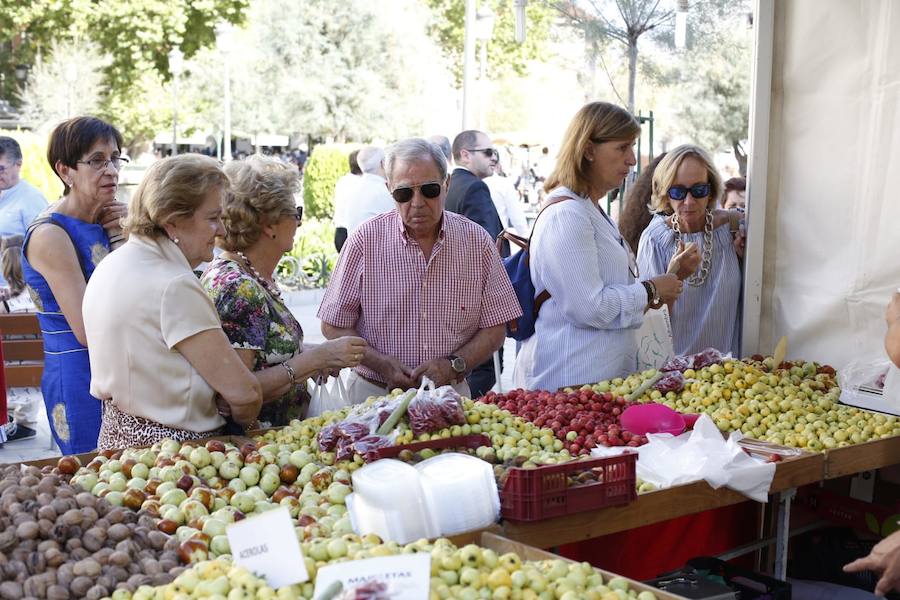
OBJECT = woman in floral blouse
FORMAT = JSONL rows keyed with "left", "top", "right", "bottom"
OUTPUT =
{"left": 202, "top": 155, "right": 366, "bottom": 427}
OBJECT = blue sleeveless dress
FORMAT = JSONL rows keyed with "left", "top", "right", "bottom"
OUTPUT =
{"left": 22, "top": 212, "right": 109, "bottom": 454}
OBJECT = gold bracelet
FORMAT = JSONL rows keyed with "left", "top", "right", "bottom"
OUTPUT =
{"left": 281, "top": 361, "right": 297, "bottom": 385}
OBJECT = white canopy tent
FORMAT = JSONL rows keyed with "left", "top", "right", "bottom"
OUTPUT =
{"left": 743, "top": 0, "right": 900, "bottom": 369}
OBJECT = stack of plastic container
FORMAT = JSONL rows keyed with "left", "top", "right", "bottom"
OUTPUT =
{"left": 347, "top": 454, "right": 499, "bottom": 542}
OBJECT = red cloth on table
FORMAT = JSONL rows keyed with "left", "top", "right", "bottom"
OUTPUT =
{"left": 558, "top": 502, "right": 759, "bottom": 580}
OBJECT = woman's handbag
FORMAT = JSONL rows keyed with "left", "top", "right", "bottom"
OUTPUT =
{"left": 634, "top": 304, "right": 675, "bottom": 371}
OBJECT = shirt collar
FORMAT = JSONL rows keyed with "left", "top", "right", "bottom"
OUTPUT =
{"left": 361, "top": 172, "right": 386, "bottom": 184}
{"left": 395, "top": 210, "right": 448, "bottom": 246}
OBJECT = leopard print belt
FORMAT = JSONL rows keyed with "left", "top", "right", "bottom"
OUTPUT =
{"left": 97, "top": 401, "right": 225, "bottom": 451}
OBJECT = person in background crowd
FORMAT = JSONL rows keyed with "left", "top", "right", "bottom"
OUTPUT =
{"left": 21, "top": 117, "right": 127, "bottom": 454}
{"left": 428, "top": 135, "right": 452, "bottom": 163}
{"left": 0, "top": 137, "right": 47, "bottom": 291}
{"left": 447, "top": 130, "right": 508, "bottom": 397}
{"left": 84, "top": 154, "right": 262, "bottom": 449}
{"left": 485, "top": 150, "right": 529, "bottom": 239}
{"left": 722, "top": 176, "right": 747, "bottom": 210}
{"left": 345, "top": 146, "right": 394, "bottom": 234}
{"left": 619, "top": 153, "right": 667, "bottom": 255}
{"left": 332, "top": 149, "right": 362, "bottom": 252}
{"left": 319, "top": 138, "right": 521, "bottom": 404}
{"left": 202, "top": 155, "right": 366, "bottom": 427}
{"left": 0, "top": 234, "right": 39, "bottom": 444}
{"left": 637, "top": 144, "right": 743, "bottom": 357}
{"left": 514, "top": 102, "right": 683, "bottom": 390}
{"left": 447, "top": 130, "right": 506, "bottom": 253}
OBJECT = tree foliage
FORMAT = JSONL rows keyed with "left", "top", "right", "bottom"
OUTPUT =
{"left": 0, "top": 0, "right": 247, "bottom": 146}
{"left": 303, "top": 145, "right": 353, "bottom": 220}
{"left": 181, "top": 0, "right": 449, "bottom": 144}
{"left": 424, "top": 0, "right": 556, "bottom": 87}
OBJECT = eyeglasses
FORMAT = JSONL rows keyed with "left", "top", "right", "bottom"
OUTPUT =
{"left": 76, "top": 156, "right": 130, "bottom": 172}
{"left": 292, "top": 206, "right": 303, "bottom": 223}
{"left": 667, "top": 183, "right": 711, "bottom": 201}
{"left": 0, "top": 162, "right": 19, "bottom": 174}
{"left": 390, "top": 181, "right": 443, "bottom": 203}
{"left": 466, "top": 147, "right": 497, "bottom": 159}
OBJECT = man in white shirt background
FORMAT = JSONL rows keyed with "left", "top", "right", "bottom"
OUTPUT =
{"left": 0, "top": 136, "right": 46, "bottom": 445}
{"left": 332, "top": 149, "right": 362, "bottom": 252}
{"left": 345, "top": 146, "right": 394, "bottom": 235}
{"left": 484, "top": 150, "right": 529, "bottom": 242}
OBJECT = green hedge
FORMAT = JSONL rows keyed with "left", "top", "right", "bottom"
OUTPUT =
{"left": 0, "top": 129, "right": 61, "bottom": 202}
{"left": 302, "top": 144, "right": 356, "bottom": 220}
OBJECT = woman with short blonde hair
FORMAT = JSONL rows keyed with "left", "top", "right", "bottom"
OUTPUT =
{"left": 637, "top": 144, "right": 744, "bottom": 356}
{"left": 202, "top": 155, "right": 366, "bottom": 427}
{"left": 514, "top": 102, "right": 684, "bottom": 391}
{"left": 84, "top": 154, "right": 263, "bottom": 449}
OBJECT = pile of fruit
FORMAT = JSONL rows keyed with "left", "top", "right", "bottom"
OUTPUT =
{"left": 104, "top": 533, "right": 659, "bottom": 600}
{"left": 479, "top": 389, "right": 649, "bottom": 456}
{"left": 582, "top": 355, "right": 900, "bottom": 451}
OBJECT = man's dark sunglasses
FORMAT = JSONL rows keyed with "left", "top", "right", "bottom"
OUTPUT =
{"left": 391, "top": 182, "right": 442, "bottom": 203}
{"left": 667, "top": 183, "right": 711, "bottom": 201}
{"left": 467, "top": 147, "right": 497, "bottom": 159}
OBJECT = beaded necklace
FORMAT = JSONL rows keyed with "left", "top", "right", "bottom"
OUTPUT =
{"left": 235, "top": 251, "right": 283, "bottom": 301}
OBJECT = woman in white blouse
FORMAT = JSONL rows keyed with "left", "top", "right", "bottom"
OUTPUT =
{"left": 84, "top": 154, "right": 263, "bottom": 449}
{"left": 514, "top": 102, "right": 684, "bottom": 390}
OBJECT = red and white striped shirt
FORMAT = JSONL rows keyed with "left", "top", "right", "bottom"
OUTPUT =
{"left": 318, "top": 210, "right": 522, "bottom": 384}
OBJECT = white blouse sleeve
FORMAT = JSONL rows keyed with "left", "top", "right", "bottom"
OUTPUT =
{"left": 534, "top": 205, "right": 645, "bottom": 330}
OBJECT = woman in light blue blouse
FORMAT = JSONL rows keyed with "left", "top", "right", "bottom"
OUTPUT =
{"left": 513, "top": 102, "right": 684, "bottom": 391}
{"left": 637, "top": 144, "right": 744, "bottom": 357}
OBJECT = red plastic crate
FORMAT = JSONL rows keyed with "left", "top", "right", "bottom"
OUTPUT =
{"left": 372, "top": 434, "right": 492, "bottom": 459}
{"left": 501, "top": 453, "right": 637, "bottom": 522}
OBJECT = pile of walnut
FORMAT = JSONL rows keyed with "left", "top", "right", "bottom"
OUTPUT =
{"left": 0, "top": 464, "right": 185, "bottom": 600}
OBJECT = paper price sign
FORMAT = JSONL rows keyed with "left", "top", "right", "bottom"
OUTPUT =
{"left": 226, "top": 507, "right": 308, "bottom": 588}
{"left": 313, "top": 554, "right": 431, "bottom": 599}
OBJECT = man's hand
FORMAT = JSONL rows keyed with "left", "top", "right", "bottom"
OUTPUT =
{"left": 411, "top": 358, "right": 457, "bottom": 388}
{"left": 382, "top": 356, "right": 417, "bottom": 392}
{"left": 844, "top": 530, "right": 900, "bottom": 596}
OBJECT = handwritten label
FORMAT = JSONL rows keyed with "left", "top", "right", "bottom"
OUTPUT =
{"left": 226, "top": 507, "right": 308, "bottom": 588}
{"left": 313, "top": 554, "right": 430, "bottom": 599}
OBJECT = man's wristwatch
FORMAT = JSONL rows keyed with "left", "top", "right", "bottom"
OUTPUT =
{"left": 448, "top": 355, "right": 467, "bottom": 375}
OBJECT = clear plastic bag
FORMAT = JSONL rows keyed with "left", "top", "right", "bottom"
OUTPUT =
{"left": 407, "top": 381, "right": 465, "bottom": 436}
{"left": 317, "top": 393, "right": 402, "bottom": 460}
{"left": 307, "top": 374, "right": 350, "bottom": 418}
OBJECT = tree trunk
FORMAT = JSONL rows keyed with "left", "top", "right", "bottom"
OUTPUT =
{"left": 627, "top": 36, "right": 638, "bottom": 113}
{"left": 733, "top": 140, "right": 747, "bottom": 177}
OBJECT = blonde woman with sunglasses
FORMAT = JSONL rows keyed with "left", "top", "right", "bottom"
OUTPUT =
{"left": 636, "top": 144, "right": 745, "bottom": 357}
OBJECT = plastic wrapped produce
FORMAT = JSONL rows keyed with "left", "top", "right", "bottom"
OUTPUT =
{"left": 655, "top": 370, "right": 685, "bottom": 393}
{"left": 407, "top": 385, "right": 466, "bottom": 436}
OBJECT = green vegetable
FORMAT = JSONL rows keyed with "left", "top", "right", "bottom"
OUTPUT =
{"left": 376, "top": 390, "right": 416, "bottom": 435}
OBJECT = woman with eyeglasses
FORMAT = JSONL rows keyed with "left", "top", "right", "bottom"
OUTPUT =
{"left": 21, "top": 116, "right": 128, "bottom": 453}
{"left": 513, "top": 102, "right": 684, "bottom": 391}
{"left": 637, "top": 144, "right": 744, "bottom": 357}
{"left": 202, "top": 155, "right": 366, "bottom": 426}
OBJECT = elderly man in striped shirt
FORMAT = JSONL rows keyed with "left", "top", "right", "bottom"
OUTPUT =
{"left": 318, "top": 138, "right": 522, "bottom": 403}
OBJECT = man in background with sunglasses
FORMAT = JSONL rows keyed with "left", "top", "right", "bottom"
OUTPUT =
{"left": 446, "top": 130, "right": 511, "bottom": 397}
{"left": 318, "top": 138, "right": 521, "bottom": 405}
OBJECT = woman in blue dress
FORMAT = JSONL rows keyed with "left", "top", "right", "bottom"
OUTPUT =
{"left": 637, "top": 144, "right": 745, "bottom": 357}
{"left": 22, "top": 117, "right": 128, "bottom": 454}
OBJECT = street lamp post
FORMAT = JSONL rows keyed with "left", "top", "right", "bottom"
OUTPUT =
{"left": 475, "top": 7, "right": 495, "bottom": 131}
{"left": 168, "top": 48, "right": 184, "bottom": 157}
{"left": 675, "top": 0, "right": 689, "bottom": 49}
{"left": 215, "top": 23, "right": 233, "bottom": 162}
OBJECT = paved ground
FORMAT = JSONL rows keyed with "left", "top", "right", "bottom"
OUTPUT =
{"left": 0, "top": 288, "right": 516, "bottom": 464}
